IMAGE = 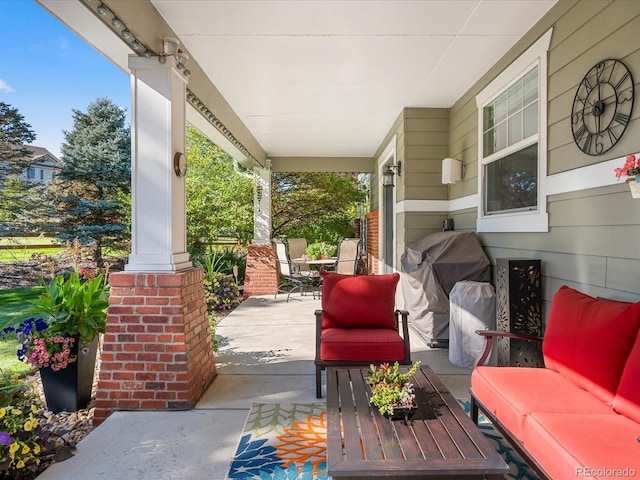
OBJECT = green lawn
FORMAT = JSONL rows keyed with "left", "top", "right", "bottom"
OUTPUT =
{"left": 0, "top": 248, "right": 64, "bottom": 262}
{"left": 0, "top": 286, "right": 44, "bottom": 330}
{"left": 0, "top": 339, "right": 30, "bottom": 375}
{"left": 0, "top": 286, "right": 43, "bottom": 375}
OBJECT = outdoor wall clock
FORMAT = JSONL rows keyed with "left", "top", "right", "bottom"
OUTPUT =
{"left": 571, "top": 58, "right": 634, "bottom": 156}
{"left": 173, "top": 152, "right": 187, "bottom": 177}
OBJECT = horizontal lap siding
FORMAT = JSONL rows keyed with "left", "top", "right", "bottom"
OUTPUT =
{"left": 447, "top": 0, "right": 640, "bottom": 323}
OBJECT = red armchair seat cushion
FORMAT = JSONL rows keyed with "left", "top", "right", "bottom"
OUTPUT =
{"left": 320, "top": 272, "right": 399, "bottom": 330}
{"left": 320, "top": 328, "right": 406, "bottom": 362}
{"left": 471, "top": 366, "right": 615, "bottom": 440}
{"left": 522, "top": 413, "right": 640, "bottom": 480}
{"left": 543, "top": 286, "right": 640, "bottom": 403}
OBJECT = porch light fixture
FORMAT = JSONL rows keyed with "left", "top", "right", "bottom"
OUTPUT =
{"left": 383, "top": 162, "right": 401, "bottom": 187}
{"left": 442, "top": 158, "right": 464, "bottom": 184}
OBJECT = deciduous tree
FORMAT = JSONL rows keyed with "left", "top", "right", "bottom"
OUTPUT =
{"left": 185, "top": 126, "right": 253, "bottom": 252}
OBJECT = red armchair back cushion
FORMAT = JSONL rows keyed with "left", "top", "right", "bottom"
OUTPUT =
{"left": 613, "top": 330, "right": 640, "bottom": 423}
{"left": 320, "top": 272, "right": 399, "bottom": 330}
{"left": 543, "top": 286, "right": 640, "bottom": 403}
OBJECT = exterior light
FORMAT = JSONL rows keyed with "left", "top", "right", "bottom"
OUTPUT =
{"left": 383, "top": 166, "right": 395, "bottom": 187}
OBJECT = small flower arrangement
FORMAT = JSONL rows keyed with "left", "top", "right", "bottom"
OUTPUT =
{"left": 366, "top": 361, "right": 421, "bottom": 416}
{"left": 1, "top": 319, "right": 80, "bottom": 372}
{"left": 203, "top": 272, "right": 241, "bottom": 312}
{"left": 0, "top": 373, "right": 54, "bottom": 478}
{"left": 614, "top": 154, "right": 640, "bottom": 183}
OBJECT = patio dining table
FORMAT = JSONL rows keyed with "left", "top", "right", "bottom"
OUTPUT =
{"left": 292, "top": 257, "right": 337, "bottom": 271}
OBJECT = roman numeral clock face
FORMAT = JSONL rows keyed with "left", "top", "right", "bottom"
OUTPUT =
{"left": 571, "top": 59, "right": 635, "bottom": 156}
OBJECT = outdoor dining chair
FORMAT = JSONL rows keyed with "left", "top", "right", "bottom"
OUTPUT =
{"left": 334, "top": 238, "right": 360, "bottom": 275}
{"left": 272, "top": 239, "right": 320, "bottom": 302}
{"left": 287, "top": 238, "right": 309, "bottom": 272}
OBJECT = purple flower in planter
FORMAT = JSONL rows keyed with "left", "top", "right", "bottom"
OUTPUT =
{"left": 0, "top": 431, "right": 12, "bottom": 446}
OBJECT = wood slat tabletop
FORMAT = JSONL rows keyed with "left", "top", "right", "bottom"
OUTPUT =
{"left": 326, "top": 366, "right": 508, "bottom": 479}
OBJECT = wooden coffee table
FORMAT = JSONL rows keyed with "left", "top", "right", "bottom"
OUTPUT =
{"left": 326, "top": 366, "right": 508, "bottom": 479}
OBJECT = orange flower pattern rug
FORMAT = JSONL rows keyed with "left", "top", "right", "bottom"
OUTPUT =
{"left": 226, "top": 402, "right": 539, "bottom": 480}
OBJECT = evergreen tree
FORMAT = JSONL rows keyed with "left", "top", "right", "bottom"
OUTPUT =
{"left": 48, "top": 98, "right": 131, "bottom": 266}
{"left": 0, "top": 102, "right": 38, "bottom": 230}
{"left": 0, "top": 102, "right": 36, "bottom": 179}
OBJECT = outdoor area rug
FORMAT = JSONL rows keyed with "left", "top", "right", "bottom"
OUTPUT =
{"left": 226, "top": 402, "right": 539, "bottom": 480}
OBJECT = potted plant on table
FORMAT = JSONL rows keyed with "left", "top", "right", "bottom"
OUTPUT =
{"left": 366, "top": 361, "right": 421, "bottom": 420}
{"left": 614, "top": 153, "right": 640, "bottom": 199}
{"left": 305, "top": 242, "right": 336, "bottom": 260}
{"left": 2, "top": 270, "right": 109, "bottom": 413}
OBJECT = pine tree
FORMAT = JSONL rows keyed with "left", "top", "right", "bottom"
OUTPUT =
{"left": 0, "top": 102, "right": 38, "bottom": 229}
{"left": 48, "top": 98, "right": 131, "bottom": 266}
{"left": 0, "top": 102, "right": 36, "bottom": 179}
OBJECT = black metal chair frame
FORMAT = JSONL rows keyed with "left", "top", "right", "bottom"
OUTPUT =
{"left": 273, "top": 239, "right": 320, "bottom": 302}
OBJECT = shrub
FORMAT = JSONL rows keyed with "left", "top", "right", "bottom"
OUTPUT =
{"left": 194, "top": 248, "right": 246, "bottom": 284}
{"left": 203, "top": 273, "right": 240, "bottom": 313}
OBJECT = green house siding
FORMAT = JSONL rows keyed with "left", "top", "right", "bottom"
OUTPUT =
{"left": 373, "top": 0, "right": 640, "bottom": 317}
{"left": 446, "top": 0, "right": 640, "bottom": 316}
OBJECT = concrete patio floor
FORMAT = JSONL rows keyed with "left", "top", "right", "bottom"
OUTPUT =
{"left": 37, "top": 293, "right": 473, "bottom": 480}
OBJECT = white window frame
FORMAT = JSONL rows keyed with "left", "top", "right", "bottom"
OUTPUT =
{"left": 476, "top": 29, "right": 552, "bottom": 233}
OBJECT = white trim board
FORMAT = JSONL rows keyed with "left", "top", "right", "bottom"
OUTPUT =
{"left": 398, "top": 152, "right": 638, "bottom": 214}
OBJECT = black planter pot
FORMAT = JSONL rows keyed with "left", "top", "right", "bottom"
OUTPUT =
{"left": 39, "top": 336, "right": 98, "bottom": 413}
{"left": 382, "top": 405, "right": 418, "bottom": 422}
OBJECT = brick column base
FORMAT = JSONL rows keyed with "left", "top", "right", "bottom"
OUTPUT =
{"left": 243, "top": 244, "right": 278, "bottom": 297}
{"left": 93, "top": 268, "right": 216, "bottom": 426}
{"left": 366, "top": 211, "right": 380, "bottom": 275}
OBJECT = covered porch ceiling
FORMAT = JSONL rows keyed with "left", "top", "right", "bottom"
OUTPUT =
{"left": 39, "top": 0, "right": 557, "bottom": 169}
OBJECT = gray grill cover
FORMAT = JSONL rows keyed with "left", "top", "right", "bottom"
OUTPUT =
{"left": 400, "top": 231, "right": 490, "bottom": 343}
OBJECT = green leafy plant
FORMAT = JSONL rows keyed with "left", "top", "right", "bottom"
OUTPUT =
{"left": 305, "top": 242, "right": 336, "bottom": 260}
{"left": 0, "top": 371, "right": 54, "bottom": 478}
{"left": 366, "top": 361, "right": 421, "bottom": 416}
{"left": 26, "top": 271, "right": 109, "bottom": 343}
{"left": 195, "top": 248, "right": 246, "bottom": 284}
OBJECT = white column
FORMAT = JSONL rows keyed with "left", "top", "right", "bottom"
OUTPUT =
{"left": 126, "top": 55, "right": 192, "bottom": 272}
{"left": 253, "top": 162, "right": 272, "bottom": 245}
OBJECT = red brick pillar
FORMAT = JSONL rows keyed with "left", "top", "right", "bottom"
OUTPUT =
{"left": 93, "top": 268, "right": 215, "bottom": 426}
{"left": 243, "top": 244, "right": 279, "bottom": 297}
{"left": 366, "top": 211, "right": 380, "bottom": 275}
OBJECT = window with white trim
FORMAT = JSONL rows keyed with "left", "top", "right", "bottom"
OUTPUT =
{"left": 476, "top": 29, "right": 552, "bottom": 233}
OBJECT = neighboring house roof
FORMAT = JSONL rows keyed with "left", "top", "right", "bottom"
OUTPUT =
{"left": 24, "top": 145, "right": 62, "bottom": 168}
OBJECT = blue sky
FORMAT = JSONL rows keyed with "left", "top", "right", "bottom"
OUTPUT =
{"left": 0, "top": 0, "right": 130, "bottom": 158}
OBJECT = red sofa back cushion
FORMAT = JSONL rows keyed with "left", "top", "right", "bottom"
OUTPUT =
{"left": 320, "top": 272, "right": 399, "bottom": 330}
{"left": 613, "top": 330, "right": 640, "bottom": 423}
{"left": 543, "top": 286, "right": 640, "bottom": 403}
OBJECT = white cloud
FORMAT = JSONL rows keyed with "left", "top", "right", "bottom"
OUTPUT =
{"left": 0, "top": 79, "right": 14, "bottom": 93}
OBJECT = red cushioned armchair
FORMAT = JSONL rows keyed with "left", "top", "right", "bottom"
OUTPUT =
{"left": 314, "top": 272, "right": 411, "bottom": 398}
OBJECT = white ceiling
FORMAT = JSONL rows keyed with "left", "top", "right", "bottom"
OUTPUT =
{"left": 151, "top": 0, "right": 557, "bottom": 158}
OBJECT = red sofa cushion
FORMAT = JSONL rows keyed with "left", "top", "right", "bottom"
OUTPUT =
{"left": 320, "top": 328, "right": 406, "bottom": 361}
{"left": 320, "top": 272, "right": 399, "bottom": 330}
{"left": 543, "top": 286, "right": 640, "bottom": 403}
{"left": 613, "top": 330, "right": 640, "bottom": 424}
{"left": 471, "top": 366, "right": 614, "bottom": 440}
{"left": 523, "top": 413, "right": 640, "bottom": 480}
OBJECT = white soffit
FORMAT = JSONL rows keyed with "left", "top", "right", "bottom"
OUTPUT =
{"left": 151, "top": 0, "right": 557, "bottom": 158}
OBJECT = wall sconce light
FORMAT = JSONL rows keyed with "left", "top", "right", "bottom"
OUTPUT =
{"left": 442, "top": 158, "right": 464, "bottom": 184}
{"left": 382, "top": 162, "right": 402, "bottom": 187}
